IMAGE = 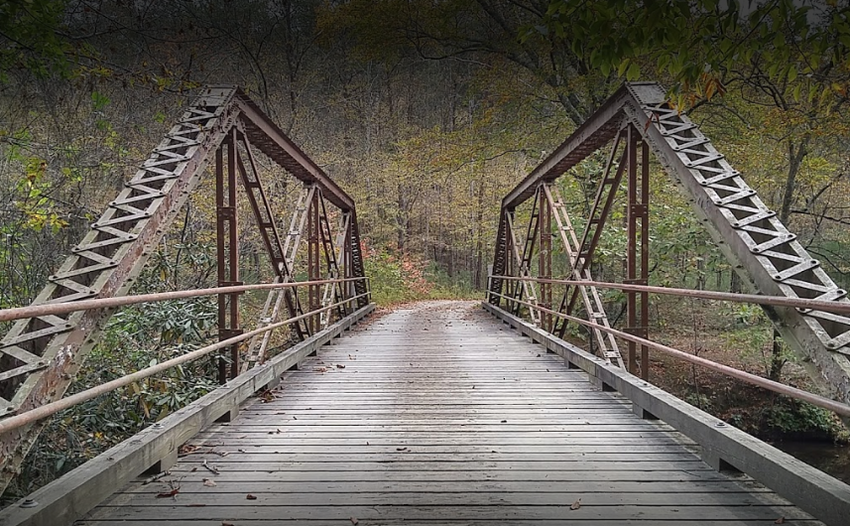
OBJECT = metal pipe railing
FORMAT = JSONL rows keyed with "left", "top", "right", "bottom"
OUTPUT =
{"left": 489, "top": 275, "right": 850, "bottom": 315}
{"left": 0, "top": 277, "right": 370, "bottom": 323}
{"left": 0, "top": 292, "right": 371, "bottom": 435}
{"left": 488, "top": 289, "right": 850, "bottom": 417}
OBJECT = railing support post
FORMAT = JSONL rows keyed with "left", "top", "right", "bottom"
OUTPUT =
{"left": 626, "top": 125, "right": 650, "bottom": 380}
{"left": 216, "top": 129, "right": 243, "bottom": 383}
{"left": 307, "top": 189, "right": 321, "bottom": 333}
{"left": 538, "top": 186, "right": 552, "bottom": 332}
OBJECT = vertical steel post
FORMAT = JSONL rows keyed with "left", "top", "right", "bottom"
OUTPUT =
{"left": 307, "top": 189, "right": 321, "bottom": 333}
{"left": 216, "top": 130, "right": 242, "bottom": 383}
{"left": 626, "top": 125, "right": 650, "bottom": 380}
{"left": 538, "top": 187, "right": 552, "bottom": 332}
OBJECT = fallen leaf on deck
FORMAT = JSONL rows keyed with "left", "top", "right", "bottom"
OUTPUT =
{"left": 178, "top": 444, "right": 199, "bottom": 456}
{"left": 202, "top": 478, "right": 217, "bottom": 487}
{"left": 775, "top": 518, "right": 785, "bottom": 524}
{"left": 396, "top": 447, "right": 408, "bottom": 451}
{"left": 570, "top": 498, "right": 582, "bottom": 510}
{"left": 156, "top": 489, "right": 179, "bottom": 498}
{"left": 202, "top": 460, "right": 220, "bottom": 475}
{"left": 246, "top": 494, "right": 257, "bottom": 500}
{"left": 222, "top": 522, "right": 235, "bottom": 526}
{"left": 350, "top": 517, "right": 359, "bottom": 525}
{"left": 314, "top": 367, "right": 327, "bottom": 373}
{"left": 336, "top": 364, "right": 345, "bottom": 369}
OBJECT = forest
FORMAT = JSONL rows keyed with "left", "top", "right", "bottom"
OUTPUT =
{"left": 2, "top": 0, "right": 850, "bottom": 499}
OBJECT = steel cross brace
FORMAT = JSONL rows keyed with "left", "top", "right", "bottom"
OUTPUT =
{"left": 542, "top": 184, "right": 624, "bottom": 367}
{"left": 505, "top": 211, "right": 541, "bottom": 325}
{"left": 240, "top": 185, "right": 315, "bottom": 374}
{"left": 318, "top": 201, "right": 348, "bottom": 330}
{"left": 554, "top": 129, "right": 627, "bottom": 333}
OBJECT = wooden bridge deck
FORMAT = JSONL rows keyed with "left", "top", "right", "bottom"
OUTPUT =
{"left": 78, "top": 301, "right": 820, "bottom": 525}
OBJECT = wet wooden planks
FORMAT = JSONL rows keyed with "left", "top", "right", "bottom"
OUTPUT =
{"left": 78, "top": 301, "right": 821, "bottom": 525}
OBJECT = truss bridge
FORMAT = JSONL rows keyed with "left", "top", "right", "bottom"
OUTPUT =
{"left": 0, "top": 84, "right": 849, "bottom": 525}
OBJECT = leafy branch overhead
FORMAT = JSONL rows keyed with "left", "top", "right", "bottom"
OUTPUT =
{"left": 536, "top": 0, "right": 850, "bottom": 108}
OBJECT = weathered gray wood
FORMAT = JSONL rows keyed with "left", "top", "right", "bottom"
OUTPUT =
{"left": 483, "top": 301, "right": 850, "bottom": 526}
{"left": 121, "top": 479, "right": 772, "bottom": 494}
{"left": 83, "top": 503, "right": 814, "bottom": 522}
{"left": 92, "top": 490, "right": 800, "bottom": 507}
{"left": 13, "top": 300, "right": 826, "bottom": 525}
{"left": 0, "top": 304, "right": 374, "bottom": 526}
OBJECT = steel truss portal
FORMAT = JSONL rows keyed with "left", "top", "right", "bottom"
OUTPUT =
{"left": 489, "top": 82, "right": 850, "bottom": 400}
{"left": 0, "top": 86, "right": 368, "bottom": 494}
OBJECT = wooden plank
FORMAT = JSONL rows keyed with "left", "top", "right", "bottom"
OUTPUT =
{"left": 0, "top": 304, "right": 375, "bottom": 526}
{"left": 484, "top": 301, "right": 850, "bottom": 526}
{"left": 121, "top": 480, "right": 772, "bottom": 495}
{"left": 83, "top": 503, "right": 814, "bottom": 521}
{"left": 95, "top": 491, "right": 798, "bottom": 507}
{"left": 72, "top": 301, "right": 820, "bottom": 525}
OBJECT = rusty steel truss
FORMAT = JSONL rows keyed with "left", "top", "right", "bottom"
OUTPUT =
{"left": 0, "top": 86, "right": 368, "bottom": 494}
{"left": 489, "top": 82, "right": 850, "bottom": 399}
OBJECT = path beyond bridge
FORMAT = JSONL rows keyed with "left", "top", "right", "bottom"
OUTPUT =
{"left": 75, "top": 301, "right": 821, "bottom": 525}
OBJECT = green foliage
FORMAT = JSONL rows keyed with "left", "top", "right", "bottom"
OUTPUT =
{"left": 764, "top": 398, "right": 838, "bottom": 437}
{"left": 538, "top": 0, "right": 850, "bottom": 107}
{"left": 0, "top": 0, "right": 71, "bottom": 80}
{"left": 11, "top": 246, "right": 220, "bottom": 499}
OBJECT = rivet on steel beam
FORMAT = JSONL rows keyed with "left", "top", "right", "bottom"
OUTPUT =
{"left": 715, "top": 422, "right": 726, "bottom": 428}
{"left": 19, "top": 499, "right": 38, "bottom": 508}
{"left": 826, "top": 341, "right": 838, "bottom": 349}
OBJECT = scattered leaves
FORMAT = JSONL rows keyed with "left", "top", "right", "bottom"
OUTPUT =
{"left": 202, "top": 460, "right": 220, "bottom": 475}
{"left": 179, "top": 444, "right": 199, "bottom": 457}
{"left": 156, "top": 489, "right": 179, "bottom": 499}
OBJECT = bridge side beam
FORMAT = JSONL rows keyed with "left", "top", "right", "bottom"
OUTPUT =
{"left": 0, "top": 87, "right": 240, "bottom": 495}
{"left": 484, "top": 301, "right": 850, "bottom": 526}
{"left": 621, "top": 82, "right": 850, "bottom": 410}
{"left": 625, "top": 125, "right": 650, "bottom": 379}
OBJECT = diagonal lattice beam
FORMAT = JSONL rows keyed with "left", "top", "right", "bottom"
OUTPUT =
{"left": 492, "top": 81, "right": 850, "bottom": 410}
{"left": 0, "top": 87, "right": 240, "bottom": 492}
